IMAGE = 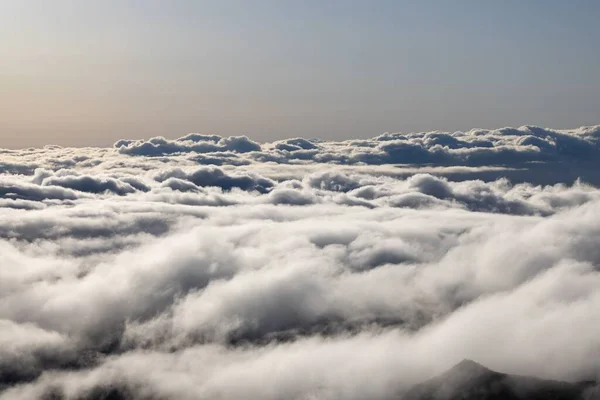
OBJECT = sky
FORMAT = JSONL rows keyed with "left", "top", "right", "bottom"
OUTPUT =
{"left": 1, "top": 0, "right": 600, "bottom": 148}
{"left": 2, "top": 4, "right": 600, "bottom": 396}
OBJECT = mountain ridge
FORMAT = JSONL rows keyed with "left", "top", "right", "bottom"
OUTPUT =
{"left": 403, "top": 359, "right": 599, "bottom": 400}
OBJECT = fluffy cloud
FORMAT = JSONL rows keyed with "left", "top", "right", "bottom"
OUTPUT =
{"left": 115, "top": 135, "right": 261, "bottom": 156}
{"left": 0, "top": 126, "right": 599, "bottom": 399}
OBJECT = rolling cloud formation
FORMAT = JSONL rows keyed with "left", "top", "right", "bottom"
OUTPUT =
{"left": 1, "top": 125, "right": 600, "bottom": 399}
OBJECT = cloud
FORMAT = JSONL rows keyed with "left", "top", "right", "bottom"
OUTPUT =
{"left": 1, "top": 125, "right": 600, "bottom": 399}
{"left": 42, "top": 174, "right": 138, "bottom": 196}
{"left": 115, "top": 135, "right": 261, "bottom": 156}
{"left": 0, "top": 178, "right": 80, "bottom": 201}
{"left": 153, "top": 166, "right": 275, "bottom": 194}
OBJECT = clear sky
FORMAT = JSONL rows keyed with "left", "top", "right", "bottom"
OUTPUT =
{"left": 2, "top": 0, "right": 600, "bottom": 148}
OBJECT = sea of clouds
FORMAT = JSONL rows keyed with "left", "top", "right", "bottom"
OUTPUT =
{"left": 1, "top": 125, "right": 600, "bottom": 399}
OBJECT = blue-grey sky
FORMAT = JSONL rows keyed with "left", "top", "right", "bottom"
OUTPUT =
{"left": 2, "top": 0, "right": 600, "bottom": 148}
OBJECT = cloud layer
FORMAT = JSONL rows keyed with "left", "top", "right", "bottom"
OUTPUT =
{"left": 1, "top": 126, "right": 600, "bottom": 399}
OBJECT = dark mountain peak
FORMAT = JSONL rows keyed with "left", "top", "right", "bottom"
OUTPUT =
{"left": 435, "top": 359, "right": 500, "bottom": 387}
{"left": 403, "top": 360, "right": 599, "bottom": 400}
{"left": 451, "top": 359, "right": 492, "bottom": 375}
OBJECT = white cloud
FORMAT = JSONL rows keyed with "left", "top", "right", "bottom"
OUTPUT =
{"left": 0, "top": 126, "right": 599, "bottom": 398}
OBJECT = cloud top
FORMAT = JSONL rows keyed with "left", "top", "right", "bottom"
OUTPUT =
{"left": 1, "top": 125, "right": 599, "bottom": 399}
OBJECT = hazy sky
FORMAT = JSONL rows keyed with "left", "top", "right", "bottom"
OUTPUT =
{"left": 2, "top": 0, "right": 600, "bottom": 148}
